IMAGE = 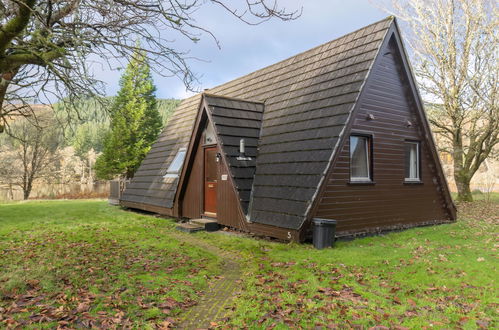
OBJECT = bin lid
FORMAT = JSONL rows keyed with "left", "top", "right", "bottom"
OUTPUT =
{"left": 312, "top": 218, "right": 337, "bottom": 226}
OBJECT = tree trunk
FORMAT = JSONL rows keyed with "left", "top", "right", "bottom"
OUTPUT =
{"left": 0, "top": 76, "right": 9, "bottom": 133}
{"left": 23, "top": 177, "right": 33, "bottom": 200}
{"left": 452, "top": 133, "right": 474, "bottom": 202}
{"left": 23, "top": 186, "right": 31, "bottom": 200}
{"left": 0, "top": 70, "right": 18, "bottom": 133}
{"left": 454, "top": 172, "right": 473, "bottom": 202}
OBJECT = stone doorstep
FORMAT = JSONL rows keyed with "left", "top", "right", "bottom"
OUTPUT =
{"left": 190, "top": 218, "right": 220, "bottom": 232}
{"left": 176, "top": 222, "right": 204, "bottom": 233}
{"left": 190, "top": 218, "right": 218, "bottom": 225}
{"left": 176, "top": 219, "right": 221, "bottom": 233}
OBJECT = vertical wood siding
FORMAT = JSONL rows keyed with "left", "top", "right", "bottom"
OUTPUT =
{"left": 314, "top": 39, "right": 452, "bottom": 235}
{"left": 181, "top": 139, "right": 204, "bottom": 218}
{"left": 217, "top": 153, "right": 250, "bottom": 229}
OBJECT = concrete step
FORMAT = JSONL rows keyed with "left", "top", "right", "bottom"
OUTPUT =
{"left": 191, "top": 218, "right": 217, "bottom": 225}
{"left": 176, "top": 222, "right": 204, "bottom": 233}
{"left": 190, "top": 218, "right": 220, "bottom": 232}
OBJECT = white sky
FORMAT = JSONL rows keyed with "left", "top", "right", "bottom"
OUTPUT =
{"left": 93, "top": 0, "right": 387, "bottom": 99}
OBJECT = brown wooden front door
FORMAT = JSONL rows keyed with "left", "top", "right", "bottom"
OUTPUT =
{"left": 204, "top": 147, "right": 218, "bottom": 216}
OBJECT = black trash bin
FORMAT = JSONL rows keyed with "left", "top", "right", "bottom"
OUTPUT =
{"left": 312, "top": 218, "right": 337, "bottom": 249}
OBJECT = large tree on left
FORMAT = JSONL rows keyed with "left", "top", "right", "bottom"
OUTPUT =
{"left": 0, "top": 0, "right": 299, "bottom": 133}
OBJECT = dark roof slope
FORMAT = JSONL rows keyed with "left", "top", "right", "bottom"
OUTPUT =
{"left": 120, "top": 95, "right": 201, "bottom": 208}
{"left": 204, "top": 94, "right": 264, "bottom": 214}
{"left": 121, "top": 17, "right": 394, "bottom": 225}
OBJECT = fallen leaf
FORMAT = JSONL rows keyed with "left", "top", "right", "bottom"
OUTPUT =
{"left": 26, "top": 279, "right": 40, "bottom": 288}
{"left": 476, "top": 320, "right": 489, "bottom": 328}
{"left": 158, "top": 320, "right": 173, "bottom": 329}
{"left": 458, "top": 316, "right": 469, "bottom": 324}
{"left": 76, "top": 302, "right": 90, "bottom": 313}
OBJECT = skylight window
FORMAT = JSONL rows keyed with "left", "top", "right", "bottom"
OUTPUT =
{"left": 164, "top": 148, "right": 187, "bottom": 178}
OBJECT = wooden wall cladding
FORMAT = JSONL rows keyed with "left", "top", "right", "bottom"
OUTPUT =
{"left": 314, "top": 38, "right": 452, "bottom": 235}
{"left": 181, "top": 139, "right": 204, "bottom": 219}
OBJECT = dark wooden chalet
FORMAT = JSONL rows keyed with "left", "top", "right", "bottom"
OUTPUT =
{"left": 120, "top": 17, "right": 456, "bottom": 241}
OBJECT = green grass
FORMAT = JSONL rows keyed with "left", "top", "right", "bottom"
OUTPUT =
{"left": 0, "top": 200, "right": 220, "bottom": 329}
{"left": 198, "top": 199, "right": 499, "bottom": 329}
{"left": 1, "top": 199, "right": 497, "bottom": 329}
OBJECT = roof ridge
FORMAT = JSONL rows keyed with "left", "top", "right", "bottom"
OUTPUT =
{"left": 197, "top": 16, "right": 394, "bottom": 97}
{"left": 202, "top": 92, "right": 265, "bottom": 105}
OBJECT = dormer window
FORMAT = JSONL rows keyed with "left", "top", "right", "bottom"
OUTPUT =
{"left": 164, "top": 147, "right": 187, "bottom": 178}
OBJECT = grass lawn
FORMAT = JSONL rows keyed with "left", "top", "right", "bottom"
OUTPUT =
{"left": 200, "top": 199, "right": 498, "bottom": 329}
{"left": 0, "top": 196, "right": 497, "bottom": 329}
{"left": 0, "top": 200, "right": 220, "bottom": 328}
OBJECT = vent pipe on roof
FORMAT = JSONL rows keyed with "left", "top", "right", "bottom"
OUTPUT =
{"left": 237, "top": 138, "right": 252, "bottom": 161}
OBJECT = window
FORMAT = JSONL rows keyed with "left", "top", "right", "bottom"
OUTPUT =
{"left": 350, "top": 135, "right": 371, "bottom": 181}
{"left": 164, "top": 148, "right": 187, "bottom": 178}
{"left": 204, "top": 122, "right": 216, "bottom": 145}
{"left": 404, "top": 141, "right": 420, "bottom": 181}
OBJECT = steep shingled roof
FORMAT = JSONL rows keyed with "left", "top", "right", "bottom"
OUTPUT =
{"left": 121, "top": 17, "right": 394, "bottom": 227}
{"left": 204, "top": 95, "right": 264, "bottom": 214}
{"left": 120, "top": 95, "right": 201, "bottom": 208}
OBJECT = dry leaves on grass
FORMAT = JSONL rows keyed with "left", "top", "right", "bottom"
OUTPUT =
{"left": 0, "top": 231, "right": 207, "bottom": 329}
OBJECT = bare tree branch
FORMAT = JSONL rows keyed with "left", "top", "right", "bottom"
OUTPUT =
{"left": 0, "top": 0, "right": 300, "bottom": 133}
{"left": 375, "top": 0, "right": 498, "bottom": 201}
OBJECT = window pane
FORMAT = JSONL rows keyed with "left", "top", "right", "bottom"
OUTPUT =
{"left": 204, "top": 122, "right": 216, "bottom": 145}
{"left": 405, "top": 142, "right": 419, "bottom": 180}
{"left": 166, "top": 148, "right": 187, "bottom": 175}
{"left": 350, "top": 136, "right": 370, "bottom": 180}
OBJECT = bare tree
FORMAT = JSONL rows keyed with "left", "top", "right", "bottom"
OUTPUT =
{"left": 0, "top": 0, "right": 300, "bottom": 133}
{"left": 0, "top": 111, "right": 62, "bottom": 199}
{"left": 376, "top": 0, "right": 498, "bottom": 201}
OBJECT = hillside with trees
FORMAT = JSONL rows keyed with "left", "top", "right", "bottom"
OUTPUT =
{"left": 0, "top": 1, "right": 297, "bottom": 134}
{"left": 0, "top": 97, "right": 180, "bottom": 200}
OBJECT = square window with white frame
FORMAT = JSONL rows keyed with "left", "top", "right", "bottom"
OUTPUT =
{"left": 350, "top": 135, "right": 372, "bottom": 182}
{"left": 404, "top": 141, "right": 420, "bottom": 181}
{"left": 164, "top": 147, "right": 187, "bottom": 178}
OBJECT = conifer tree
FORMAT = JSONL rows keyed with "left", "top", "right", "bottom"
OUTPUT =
{"left": 95, "top": 49, "right": 162, "bottom": 179}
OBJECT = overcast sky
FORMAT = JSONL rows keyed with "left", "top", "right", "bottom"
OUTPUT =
{"left": 94, "top": 1, "right": 387, "bottom": 100}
